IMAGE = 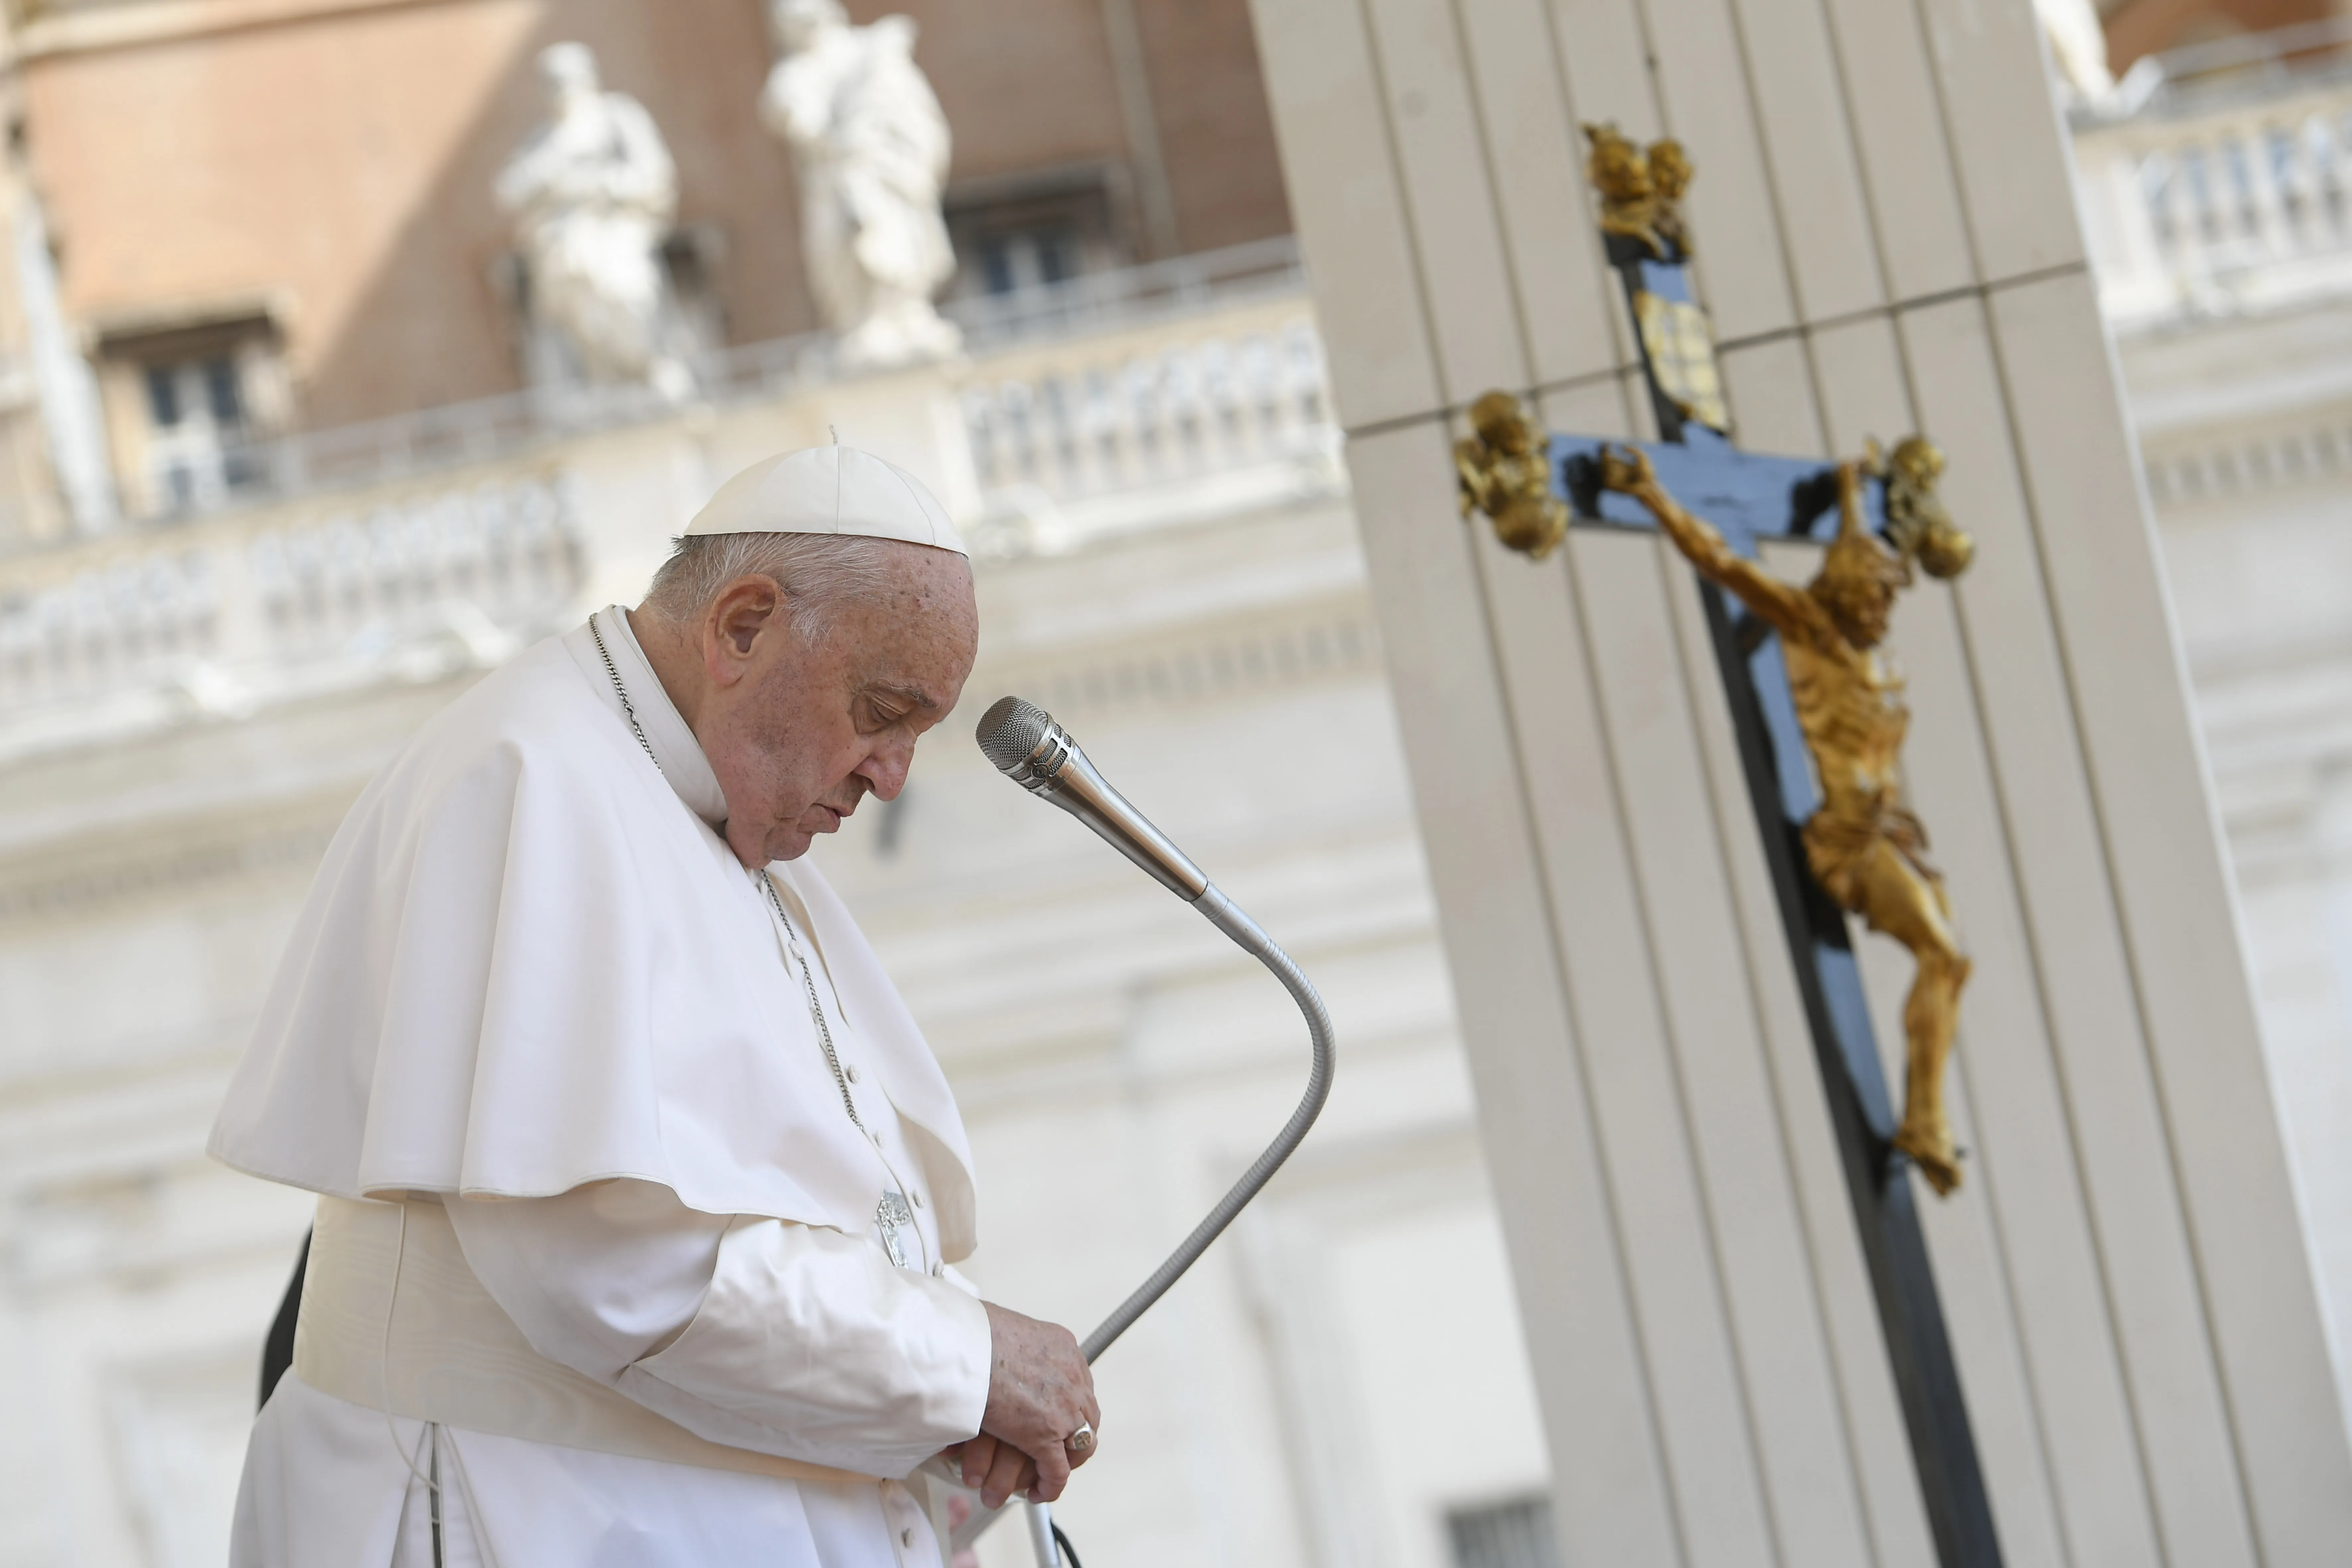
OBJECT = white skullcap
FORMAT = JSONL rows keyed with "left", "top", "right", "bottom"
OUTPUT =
{"left": 683, "top": 445, "right": 966, "bottom": 555}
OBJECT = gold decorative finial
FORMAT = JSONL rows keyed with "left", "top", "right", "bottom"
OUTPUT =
{"left": 1874, "top": 435, "right": 1973, "bottom": 579}
{"left": 1455, "top": 391, "right": 1567, "bottom": 560}
{"left": 1583, "top": 123, "right": 1694, "bottom": 260}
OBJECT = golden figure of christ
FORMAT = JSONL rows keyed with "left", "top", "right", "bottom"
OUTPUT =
{"left": 1600, "top": 441, "right": 1977, "bottom": 1194}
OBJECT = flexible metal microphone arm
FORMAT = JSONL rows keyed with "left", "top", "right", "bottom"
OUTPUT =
{"left": 960, "top": 696, "right": 1338, "bottom": 1559}
{"left": 1082, "top": 882, "right": 1331, "bottom": 1359}
{"left": 975, "top": 695, "right": 1337, "bottom": 1358}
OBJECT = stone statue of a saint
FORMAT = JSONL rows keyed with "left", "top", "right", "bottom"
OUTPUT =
{"left": 761, "top": 0, "right": 962, "bottom": 369}
{"left": 2036, "top": 0, "right": 2114, "bottom": 104}
{"left": 496, "top": 42, "right": 695, "bottom": 402}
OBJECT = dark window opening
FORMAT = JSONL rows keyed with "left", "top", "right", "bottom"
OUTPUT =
{"left": 1446, "top": 1495, "right": 1562, "bottom": 1568}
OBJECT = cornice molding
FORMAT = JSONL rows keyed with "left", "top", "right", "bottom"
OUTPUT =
{"left": 977, "top": 599, "right": 1382, "bottom": 730}
{"left": 0, "top": 805, "right": 341, "bottom": 927}
{"left": 17, "top": 0, "right": 445, "bottom": 60}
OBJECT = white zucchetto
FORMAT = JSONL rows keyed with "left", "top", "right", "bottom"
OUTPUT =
{"left": 685, "top": 445, "right": 966, "bottom": 555}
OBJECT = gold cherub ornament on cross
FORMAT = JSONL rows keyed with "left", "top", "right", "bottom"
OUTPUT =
{"left": 1584, "top": 123, "right": 1694, "bottom": 261}
{"left": 1454, "top": 390, "right": 1569, "bottom": 560}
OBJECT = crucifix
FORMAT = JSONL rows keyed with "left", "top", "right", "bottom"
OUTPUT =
{"left": 1456, "top": 125, "right": 2002, "bottom": 1567}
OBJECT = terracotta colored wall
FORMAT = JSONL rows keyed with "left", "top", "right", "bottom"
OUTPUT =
{"left": 30, "top": 0, "right": 546, "bottom": 426}
{"left": 2105, "top": 0, "right": 2343, "bottom": 71}
{"left": 1136, "top": 0, "right": 1292, "bottom": 255}
{"left": 865, "top": 0, "right": 1131, "bottom": 184}
{"left": 22, "top": 0, "right": 1292, "bottom": 432}
{"left": 26, "top": 0, "right": 804, "bottom": 427}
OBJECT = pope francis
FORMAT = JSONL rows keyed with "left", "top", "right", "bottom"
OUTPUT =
{"left": 210, "top": 446, "right": 1098, "bottom": 1567}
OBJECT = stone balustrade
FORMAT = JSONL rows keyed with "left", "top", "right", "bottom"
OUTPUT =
{"left": 961, "top": 295, "right": 1329, "bottom": 506}
{"left": 0, "top": 261, "right": 1335, "bottom": 758}
{"left": 2075, "top": 34, "right": 2352, "bottom": 327}
{"left": 2142, "top": 410, "right": 2352, "bottom": 508}
{"left": 200, "top": 238, "right": 1308, "bottom": 513}
{"left": 0, "top": 467, "right": 579, "bottom": 758}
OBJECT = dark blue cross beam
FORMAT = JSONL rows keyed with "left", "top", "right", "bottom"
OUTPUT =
{"left": 1536, "top": 231, "right": 2003, "bottom": 1568}
{"left": 1551, "top": 425, "right": 1862, "bottom": 822}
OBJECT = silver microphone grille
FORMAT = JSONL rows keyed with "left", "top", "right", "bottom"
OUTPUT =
{"left": 976, "top": 695, "right": 1053, "bottom": 772}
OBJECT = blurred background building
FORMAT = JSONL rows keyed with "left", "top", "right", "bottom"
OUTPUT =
{"left": 0, "top": 0, "right": 2346, "bottom": 1565}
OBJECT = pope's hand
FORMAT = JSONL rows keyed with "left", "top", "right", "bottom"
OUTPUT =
{"left": 954, "top": 1301, "right": 1100, "bottom": 1509}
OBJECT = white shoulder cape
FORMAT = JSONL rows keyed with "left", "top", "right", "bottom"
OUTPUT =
{"left": 208, "top": 620, "right": 978, "bottom": 1261}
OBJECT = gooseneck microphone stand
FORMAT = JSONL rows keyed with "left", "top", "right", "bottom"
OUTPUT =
{"left": 962, "top": 697, "right": 1338, "bottom": 1566}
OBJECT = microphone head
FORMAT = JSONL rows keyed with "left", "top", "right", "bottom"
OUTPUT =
{"left": 976, "top": 695, "right": 1053, "bottom": 772}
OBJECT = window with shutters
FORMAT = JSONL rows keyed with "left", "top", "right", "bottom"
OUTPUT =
{"left": 1445, "top": 1495, "right": 1562, "bottom": 1568}
{"left": 92, "top": 306, "right": 289, "bottom": 519}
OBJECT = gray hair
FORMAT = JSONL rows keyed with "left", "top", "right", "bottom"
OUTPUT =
{"left": 639, "top": 532, "right": 899, "bottom": 641}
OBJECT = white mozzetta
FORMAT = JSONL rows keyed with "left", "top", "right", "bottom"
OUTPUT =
{"left": 210, "top": 613, "right": 977, "bottom": 1252}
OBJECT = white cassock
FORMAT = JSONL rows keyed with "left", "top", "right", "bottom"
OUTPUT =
{"left": 210, "top": 602, "right": 990, "bottom": 1568}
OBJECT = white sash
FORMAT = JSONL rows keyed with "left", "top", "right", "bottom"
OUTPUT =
{"left": 292, "top": 1194, "right": 878, "bottom": 1488}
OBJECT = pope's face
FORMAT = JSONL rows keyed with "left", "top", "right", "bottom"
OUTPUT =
{"left": 695, "top": 546, "right": 978, "bottom": 866}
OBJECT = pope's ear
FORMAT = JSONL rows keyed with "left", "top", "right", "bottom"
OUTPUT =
{"left": 705, "top": 574, "right": 786, "bottom": 681}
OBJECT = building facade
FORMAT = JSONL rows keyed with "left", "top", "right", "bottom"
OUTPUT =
{"left": 0, "top": 0, "right": 1291, "bottom": 537}
{"left": 2073, "top": 19, "right": 2352, "bottom": 1437}
{"left": 2, "top": 4, "right": 2352, "bottom": 1568}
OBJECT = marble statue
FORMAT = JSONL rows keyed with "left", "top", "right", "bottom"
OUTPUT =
{"left": 497, "top": 42, "right": 695, "bottom": 402}
{"left": 761, "top": 0, "right": 962, "bottom": 369}
{"left": 2037, "top": 0, "right": 2114, "bottom": 104}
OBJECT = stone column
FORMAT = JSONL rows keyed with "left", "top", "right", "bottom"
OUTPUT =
{"left": 1244, "top": 0, "right": 2352, "bottom": 1563}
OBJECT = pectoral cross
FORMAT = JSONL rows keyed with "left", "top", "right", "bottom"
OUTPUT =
{"left": 876, "top": 1188, "right": 917, "bottom": 1269}
{"left": 1456, "top": 126, "right": 2001, "bottom": 1568}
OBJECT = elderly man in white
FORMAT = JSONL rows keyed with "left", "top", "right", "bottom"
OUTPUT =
{"left": 212, "top": 446, "right": 1096, "bottom": 1567}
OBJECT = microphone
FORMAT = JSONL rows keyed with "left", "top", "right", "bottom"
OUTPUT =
{"left": 978, "top": 698, "right": 1332, "bottom": 1316}
{"left": 975, "top": 696, "right": 1209, "bottom": 901}
{"left": 965, "top": 695, "right": 1338, "bottom": 1563}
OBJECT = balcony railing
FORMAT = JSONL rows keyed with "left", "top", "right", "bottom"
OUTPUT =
{"left": 0, "top": 471, "right": 582, "bottom": 751}
{"left": 962, "top": 303, "right": 1329, "bottom": 507}
{"left": 2075, "top": 22, "right": 2352, "bottom": 327}
{"left": 165, "top": 238, "right": 1308, "bottom": 518}
{"left": 0, "top": 249, "right": 1334, "bottom": 757}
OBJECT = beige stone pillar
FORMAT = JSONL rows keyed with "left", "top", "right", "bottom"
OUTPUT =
{"left": 1243, "top": 0, "right": 2352, "bottom": 1563}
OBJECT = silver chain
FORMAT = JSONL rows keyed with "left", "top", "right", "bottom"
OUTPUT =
{"left": 585, "top": 612, "right": 868, "bottom": 1139}
{"left": 587, "top": 616, "right": 662, "bottom": 771}
{"left": 760, "top": 873, "right": 867, "bottom": 1134}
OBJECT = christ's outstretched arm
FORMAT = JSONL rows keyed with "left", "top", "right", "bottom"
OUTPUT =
{"left": 1598, "top": 445, "right": 1826, "bottom": 647}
